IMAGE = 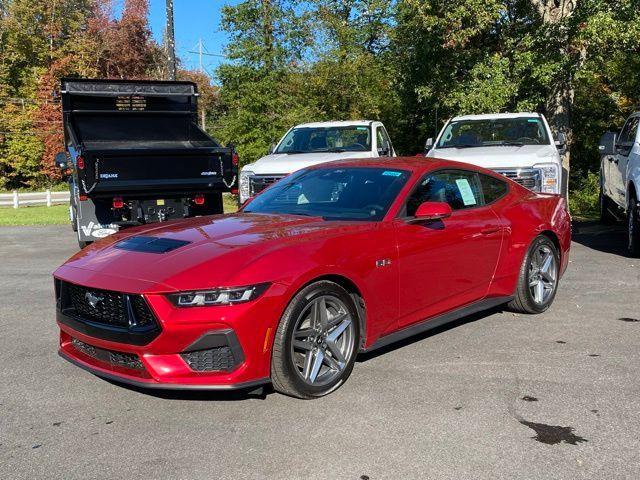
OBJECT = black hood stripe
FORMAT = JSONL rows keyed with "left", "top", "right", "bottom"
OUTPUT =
{"left": 114, "top": 236, "right": 191, "bottom": 254}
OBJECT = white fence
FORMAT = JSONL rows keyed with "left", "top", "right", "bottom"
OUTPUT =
{"left": 0, "top": 190, "right": 70, "bottom": 208}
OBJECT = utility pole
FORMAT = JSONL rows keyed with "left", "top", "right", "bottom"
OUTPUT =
{"left": 165, "top": 0, "right": 176, "bottom": 80}
{"left": 197, "top": 38, "right": 203, "bottom": 73}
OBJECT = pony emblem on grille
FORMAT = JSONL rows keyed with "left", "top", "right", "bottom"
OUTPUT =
{"left": 85, "top": 292, "right": 104, "bottom": 309}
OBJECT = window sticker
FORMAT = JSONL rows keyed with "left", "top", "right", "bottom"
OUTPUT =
{"left": 527, "top": 119, "right": 539, "bottom": 123}
{"left": 382, "top": 170, "right": 402, "bottom": 177}
{"left": 356, "top": 126, "right": 368, "bottom": 131}
{"left": 455, "top": 178, "right": 477, "bottom": 206}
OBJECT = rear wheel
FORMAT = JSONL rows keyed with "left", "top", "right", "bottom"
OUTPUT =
{"left": 271, "top": 281, "right": 359, "bottom": 399}
{"left": 508, "top": 235, "right": 560, "bottom": 314}
{"left": 627, "top": 195, "right": 640, "bottom": 257}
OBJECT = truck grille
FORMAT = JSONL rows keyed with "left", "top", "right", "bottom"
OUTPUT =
{"left": 59, "top": 281, "right": 158, "bottom": 330}
{"left": 249, "top": 175, "right": 285, "bottom": 196}
{"left": 496, "top": 169, "right": 541, "bottom": 191}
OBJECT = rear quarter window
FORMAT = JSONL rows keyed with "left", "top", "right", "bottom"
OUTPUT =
{"left": 480, "top": 174, "right": 508, "bottom": 204}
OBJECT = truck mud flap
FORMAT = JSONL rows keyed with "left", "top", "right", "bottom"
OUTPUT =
{"left": 76, "top": 198, "right": 119, "bottom": 242}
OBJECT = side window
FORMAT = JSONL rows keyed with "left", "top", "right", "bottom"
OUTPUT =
{"left": 619, "top": 116, "right": 639, "bottom": 145}
{"left": 479, "top": 173, "right": 508, "bottom": 204}
{"left": 376, "top": 127, "right": 392, "bottom": 156}
{"left": 406, "top": 170, "right": 484, "bottom": 217}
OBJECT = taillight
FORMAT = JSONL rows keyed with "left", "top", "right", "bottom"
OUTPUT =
{"left": 79, "top": 195, "right": 88, "bottom": 201}
{"left": 232, "top": 153, "right": 239, "bottom": 166}
{"left": 194, "top": 194, "right": 205, "bottom": 205}
{"left": 231, "top": 188, "right": 238, "bottom": 195}
{"left": 112, "top": 197, "right": 124, "bottom": 209}
{"left": 77, "top": 156, "right": 85, "bottom": 170}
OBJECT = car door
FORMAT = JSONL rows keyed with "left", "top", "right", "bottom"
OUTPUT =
{"left": 612, "top": 115, "right": 639, "bottom": 206}
{"left": 394, "top": 169, "right": 503, "bottom": 328}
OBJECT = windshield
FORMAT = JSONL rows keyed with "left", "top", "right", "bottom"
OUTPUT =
{"left": 243, "top": 167, "right": 410, "bottom": 221}
{"left": 275, "top": 126, "right": 372, "bottom": 154}
{"left": 436, "top": 117, "right": 550, "bottom": 148}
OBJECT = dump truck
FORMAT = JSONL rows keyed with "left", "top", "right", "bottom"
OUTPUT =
{"left": 56, "top": 78, "right": 237, "bottom": 248}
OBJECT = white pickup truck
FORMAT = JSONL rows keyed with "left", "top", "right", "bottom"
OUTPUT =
{"left": 425, "top": 113, "right": 566, "bottom": 196}
{"left": 239, "top": 120, "right": 395, "bottom": 204}
{"left": 599, "top": 112, "right": 640, "bottom": 256}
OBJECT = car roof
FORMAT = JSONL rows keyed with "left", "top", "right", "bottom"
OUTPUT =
{"left": 293, "top": 120, "right": 375, "bottom": 128}
{"left": 305, "top": 155, "right": 502, "bottom": 177}
{"left": 450, "top": 112, "right": 542, "bottom": 121}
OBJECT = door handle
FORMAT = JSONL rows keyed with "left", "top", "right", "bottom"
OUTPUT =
{"left": 480, "top": 227, "right": 501, "bottom": 235}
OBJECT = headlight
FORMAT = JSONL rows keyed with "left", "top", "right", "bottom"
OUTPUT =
{"left": 239, "top": 170, "right": 254, "bottom": 203}
{"left": 167, "top": 283, "right": 270, "bottom": 307}
{"left": 534, "top": 163, "right": 560, "bottom": 194}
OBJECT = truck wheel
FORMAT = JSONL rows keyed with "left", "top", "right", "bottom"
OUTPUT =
{"left": 508, "top": 235, "right": 560, "bottom": 314}
{"left": 627, "top": 196, "right": 640, "bottom": 257}
{"left": 599, "top": 187, "right": 616, "bottom": 224}
{"left": 271, "top": 281, "right": 359, "bottom": 399}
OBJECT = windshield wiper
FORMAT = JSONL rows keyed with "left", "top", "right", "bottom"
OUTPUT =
{"left": 282, "top": 150, "right": 308, "bottom": 154}
{"left": 326, "top": 148, "right": 346, "bottom": 153}
{"left": 438, "top": 144, "right": 483, "bottom": 149}
{"left": 498, "top": 141, "right": 525, "bottom": 146}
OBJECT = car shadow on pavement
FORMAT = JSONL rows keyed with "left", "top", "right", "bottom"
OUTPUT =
{"left": 104, "top": 378, "right": 274, "bottom": 401}
{"left": 571, "top": 220, "right": 628, "bottom": 256}
{"left": 357, "top": 306, "right": 505, "bottom": 362}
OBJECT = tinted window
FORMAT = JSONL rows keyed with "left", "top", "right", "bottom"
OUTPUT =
{"left": 436, "top": 117, "right": 550, "bottom": 148}
{"left": 479, "top": 174, "right": 508, "bottom": 204}
{"left": 619, "top": 116, "right": 639, "bottom": 145}
{"left": 275, "top": 126, "right": 372, "bottom": 153}
{"left": 406, "top": 170, "right": 484, "bottom": 216}
{"left": 244, "top": 167, "right": 410, "bottom": 221}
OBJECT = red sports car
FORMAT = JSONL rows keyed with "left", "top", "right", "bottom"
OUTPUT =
{"left": 54, "top": 157, "right": 570, "bottom": 398}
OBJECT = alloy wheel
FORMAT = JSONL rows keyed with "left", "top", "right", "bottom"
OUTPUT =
{"left": 290, "top": 295, "right": 355, "bottom": 386}
{"left": 528, "top": 244, "right": 557, "bottom": 305}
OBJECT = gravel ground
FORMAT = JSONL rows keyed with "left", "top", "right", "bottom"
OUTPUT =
{"left": 0, "top": 222, "right": 639, "bottom": 480}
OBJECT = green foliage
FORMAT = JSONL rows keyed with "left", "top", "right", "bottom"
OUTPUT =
{"left": 568, "top": 171, "right": 600, "bottom": 219}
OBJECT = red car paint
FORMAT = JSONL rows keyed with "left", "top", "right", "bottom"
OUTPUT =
{"left": 54, "top": 157, "right": 571, "bottom": 390}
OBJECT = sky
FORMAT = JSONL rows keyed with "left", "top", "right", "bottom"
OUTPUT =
{"left": 116, "top": 0, "right": 241, "bottom": 79}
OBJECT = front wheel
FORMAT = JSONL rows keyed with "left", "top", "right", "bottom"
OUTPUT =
{"left": 627, "top": 197, "right": 640, "bottom": 257}
{"left": 271, "top": 281, "right": 360, "bottom": 399}
{"left": 508, "top": 235, "right": 560, "bottom": 314}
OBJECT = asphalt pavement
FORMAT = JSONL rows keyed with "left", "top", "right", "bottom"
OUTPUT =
{"left": 0, "top": 222, "right": 639, "bottom": 479}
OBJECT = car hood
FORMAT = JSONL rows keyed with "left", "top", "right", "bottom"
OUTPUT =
{"left": 246, "top": 151, "right": 373, "bottom": 175}
{"left": 54, "top": 213, "right": 373, "bottom": 292}
{"left": 428, "top": 144, "right": 559, "bottom": 169}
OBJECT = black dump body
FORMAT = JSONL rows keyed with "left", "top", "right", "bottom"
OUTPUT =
{"left": 61, "top": 79, "right": 237, "bottom": 246}
{"left": 62, "top": 78, "right": 236, "bottom": 196}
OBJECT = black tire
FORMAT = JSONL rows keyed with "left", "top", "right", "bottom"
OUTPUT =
{"left": 508, "top": 235, "right": 560, "bottom": 314}
{"left": 78, "top": 239, "right": 92, "bottom": 249}
{"left": 627, "top": 196, "right": 640, "bottom": 257}
{"left": 271, "top": 281, "right": 360, "bottom": 399}
{"left": 600, "top": 187, "right": 616, "bottom": 224}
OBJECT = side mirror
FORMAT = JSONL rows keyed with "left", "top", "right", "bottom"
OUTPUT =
{"left": 413, "top": 201, "right": 452, "bottom": 221}
{"left": 55, "top": 152, "right": 68, "bottom": 169}
{"left": 424, "top": 138, "right": 434, "bottom": 153}
{"left": 268, "top": 142, "right": 276, "bottom": 155}
{"left": 598, "top": 132, "right": 617, "bottom": 157}
{"left": 377, "top": 146, "right": 390, "bottom": 156}
{"left": 555, "top": 132, "right": 567, "bottom": 155}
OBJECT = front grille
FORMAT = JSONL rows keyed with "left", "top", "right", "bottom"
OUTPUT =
{"left": 67, "top": 283, "right": 128, "bottom": 327}
{"left": 71, "top": 338, "right": 144, "bottom": 370}
{"left": 181, "top": 346, "right": 236, "bottom": 372}
{"left": 496, "top": 169, "right": 541, "bottom": 191}
{"left": 249, "top": 175, "right": 285, "bottom": 196}
{"left": 59, "top": 281, "right": 158, "bottom": 330}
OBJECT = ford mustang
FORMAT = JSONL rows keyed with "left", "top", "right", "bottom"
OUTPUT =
{"left": 54, "top": 157, "right": 571, "bottom": 398}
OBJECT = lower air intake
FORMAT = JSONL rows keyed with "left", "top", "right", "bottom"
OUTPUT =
{"left": 181, "top": 346, "right": 236, "bottom": 372}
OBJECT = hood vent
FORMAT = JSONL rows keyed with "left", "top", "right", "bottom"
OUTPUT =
{"left": 114, "top": 236, "right": 190, "bottom": 254}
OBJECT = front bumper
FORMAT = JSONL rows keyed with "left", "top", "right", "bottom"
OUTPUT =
{"left": 55, "top": 275, "right": 289, "bottom": 390}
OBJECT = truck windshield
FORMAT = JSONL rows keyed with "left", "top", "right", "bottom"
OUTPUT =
{"left": 243, "top": 167, "right": 409, "bottom": 221}
{"left": 436, "top": 117, "right": 550, "bottom": 148}
{"left": 275, "top": 126, "right": 372, "bottom": 154}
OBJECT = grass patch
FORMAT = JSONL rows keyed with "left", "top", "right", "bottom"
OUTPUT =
{"left": 0, "top": 195, "right": 238, "bottom": 226}
{"left": 0, "top": 204, "right": 70, "bottom": 226}
{"left": 569, "top": 172, "right": 599, "bottom": 220}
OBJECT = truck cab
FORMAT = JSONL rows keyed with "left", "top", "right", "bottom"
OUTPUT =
{"left": 238, "top": 120, "right": 395, "bottom": 204}
{"left": 425, "top": 113, "right": 566, "bottom": 196}
{"left": 599, "top": 112, "right": 640, "bottom": 256}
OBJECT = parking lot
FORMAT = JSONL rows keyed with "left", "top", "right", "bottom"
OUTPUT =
{"left": 1, "top": 222, "right": 639, "bottom": 479}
